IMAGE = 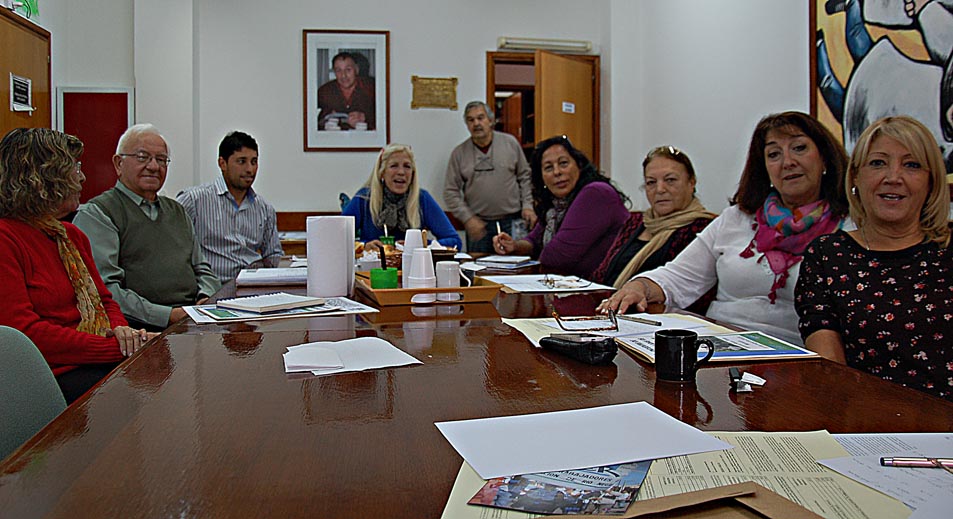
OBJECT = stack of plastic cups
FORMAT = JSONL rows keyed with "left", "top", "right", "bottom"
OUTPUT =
{"left": 402, "top": 229, "right": 424, "bottom": 287}
{"left": 407, "top": 247, "right": 436, "bottom": 304}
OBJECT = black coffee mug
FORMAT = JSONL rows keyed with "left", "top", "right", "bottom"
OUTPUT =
{"left": 654, "top": 329, "right": 714, "bottom": 383}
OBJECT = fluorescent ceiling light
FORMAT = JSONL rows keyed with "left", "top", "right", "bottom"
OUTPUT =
{"left": 497, "top": 36, "right": 592, "bottom": 54}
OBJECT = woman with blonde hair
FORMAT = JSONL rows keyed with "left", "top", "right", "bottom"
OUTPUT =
{"left": 0, "top": 128, "right": 154, "bottom": 403}
{"left": 796, "top": 115, "right": 952, "bottom": 400}
{"left": 343, "top": 143, "right": 461, "bottom": 250}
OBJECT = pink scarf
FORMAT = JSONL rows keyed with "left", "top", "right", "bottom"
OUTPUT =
{"left": 740, "top": 192, "right": 841, "bottom": 303}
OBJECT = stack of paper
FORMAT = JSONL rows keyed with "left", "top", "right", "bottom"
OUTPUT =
{"left": 283, "top": 337, "right": 422, "bottom": 376}
{"left": 236, "top": 267, "right": 307, "bottom": 286}
{"left": 475, "top": 255, "right": 540, "bottom": 269}
{"left": 217, "top": 292, "right": 325, "bottom": 313}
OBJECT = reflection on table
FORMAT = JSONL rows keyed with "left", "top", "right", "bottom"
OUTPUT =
{"left": 2, "top": 283, "right": 952, "bottom": 519}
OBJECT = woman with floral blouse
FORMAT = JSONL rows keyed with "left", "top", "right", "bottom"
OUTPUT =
{"left": 795, "top": 116, "right": 952, "bottom": 401}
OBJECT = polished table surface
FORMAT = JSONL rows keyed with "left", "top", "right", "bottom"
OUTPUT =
{"left": 2, "top": 286, "right": 953, "bottom": 518}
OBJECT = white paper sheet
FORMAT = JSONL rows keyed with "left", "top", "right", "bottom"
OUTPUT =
{"left": 822, "top": 433, "right": 953, "bottom": 513}
{"left": 503, "top": 313, "right": 725, "bottom": 348}
{"left": 481, "top": 274, "right": 613, "bottom": 293}
{"left": 286, "top": 337, "right": 422, "bottom": 376}
{"left": 283, "top": 346, "right": 344, "bottom": 372}
{"left": 435, "top": 402, "right": 731, "bottom": 480}
{"left": 184, "top": 297, "right": 377, "bottom": 324}
{"left": 235, "top": 267, "right": 307, "bottom": 286}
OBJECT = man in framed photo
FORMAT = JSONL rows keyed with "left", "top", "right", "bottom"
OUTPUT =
{"left": 317, "top": 52, "right": 376, "bottom": 131}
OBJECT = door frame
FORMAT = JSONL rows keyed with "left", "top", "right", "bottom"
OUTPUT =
{"left": 486, "top": 51, "right": 600, "bottom": 164}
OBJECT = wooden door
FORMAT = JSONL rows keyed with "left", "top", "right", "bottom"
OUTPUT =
{"left": 501, "top": 92, "right": 523, "bottom": 143}
{"left": 534, "top": 50, "right": 599, "bottom": 162}
{"left": 0, "top": 9, "right": 51, "bottom": 136}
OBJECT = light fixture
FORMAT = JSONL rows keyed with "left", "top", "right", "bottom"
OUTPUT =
{"left": 497, "top": 36, "right": 592, "bottom": 54}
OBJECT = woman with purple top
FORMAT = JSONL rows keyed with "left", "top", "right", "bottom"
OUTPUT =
{"left": 493, "top": 135, "right": 629, "bottom": 278}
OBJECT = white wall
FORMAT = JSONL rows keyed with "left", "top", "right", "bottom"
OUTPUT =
{"left": 36, "top": 0, "right": 809, "bottom": 213}
{"left": 609, "top": 0, "right": 809, "bottom": 212}
{"left": 25, "top": 0, "right": 134, "bottom": 127}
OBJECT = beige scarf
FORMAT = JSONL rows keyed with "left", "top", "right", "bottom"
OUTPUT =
{"left": 34, "top": 217, "right": 112, "bottom": 336}
{"left": 612, "top": 198, "right": 717, "bottom": 288}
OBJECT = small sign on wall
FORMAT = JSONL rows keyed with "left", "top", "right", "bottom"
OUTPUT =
{"left": 10, "top": 73, "right": 34, "bottom": 114}
{"left": 411, "top": 76, "right": 458, "bottom": 110}
{"left": 561, "top": 101, "right": 575, "bottom": 114}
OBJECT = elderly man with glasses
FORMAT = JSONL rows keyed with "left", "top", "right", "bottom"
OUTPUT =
{"left": 444, "top": 100, "right": 536, "bottom": 252}
{"left": 74, "top": 124, "right": 220, "bottom": 331}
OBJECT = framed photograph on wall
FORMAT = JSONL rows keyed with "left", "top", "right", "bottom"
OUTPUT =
{"left": 811, "top": 0, "right": 952, "bottom": 168}
{"left": 303, "top": 29, "right": 390, "bottom": 152}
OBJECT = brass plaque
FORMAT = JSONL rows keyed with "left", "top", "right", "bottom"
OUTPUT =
{"left": 411, "top": 76, "right": 458, "bottom": 110}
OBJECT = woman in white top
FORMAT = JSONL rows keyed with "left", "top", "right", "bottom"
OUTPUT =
{"left": 598, "top": 112, "right": 849, "bottom": 344}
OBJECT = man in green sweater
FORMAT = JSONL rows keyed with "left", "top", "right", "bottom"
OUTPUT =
{"left": 74, "top": 124, "right": 220, "bottom": 331}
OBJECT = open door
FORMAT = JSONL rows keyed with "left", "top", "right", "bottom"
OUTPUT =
{"left": 534, "top": 50, "right": 599, "bottom": 161}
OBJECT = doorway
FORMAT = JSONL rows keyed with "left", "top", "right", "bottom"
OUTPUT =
{"left": 486, "top": 50, "right": 600, "bottom": 164}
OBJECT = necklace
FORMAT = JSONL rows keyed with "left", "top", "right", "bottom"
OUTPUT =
{"left": 861, "top": 226, "right": 870, "bottom": 250}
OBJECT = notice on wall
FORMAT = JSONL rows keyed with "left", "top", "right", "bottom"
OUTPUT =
{"left": 561, "top": 101, "right": 575, "bottom": 114}
{"left": 9, "top": 73, "right": 34, "bottom": 113}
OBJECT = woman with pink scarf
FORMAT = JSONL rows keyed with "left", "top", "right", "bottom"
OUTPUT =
{"left": 599, "top": 112, "right": 849, "bottom": 345}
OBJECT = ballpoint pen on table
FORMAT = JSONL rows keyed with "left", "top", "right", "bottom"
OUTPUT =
{"left": 881, "top": 457, "right": 953, "bottom": 475}
{"left": 613, "top": 313, "right": 662, "bottom": 326}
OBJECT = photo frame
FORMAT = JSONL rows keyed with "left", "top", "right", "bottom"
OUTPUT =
{"left": 810, "top": 0, "right": 952, "bottom": 169}
{"left": 303, "top": 30, "right": 390, "bottom": 152}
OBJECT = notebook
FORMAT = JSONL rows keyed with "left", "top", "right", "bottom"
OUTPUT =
{"left": 216, "top": 292, "right": 326, "bottom": 313}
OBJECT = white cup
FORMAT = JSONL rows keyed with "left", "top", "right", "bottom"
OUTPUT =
{"left": 436, "top": 261, "right": 461, "bottom": 301}
{"left": 402, "top": 229, "right": 425, "bottom": 287}
{"left": 409, "top": 248, "right": 435, "bottom": 278}
{"left": 408, "top": 247, "right": 436, "bottom": 303}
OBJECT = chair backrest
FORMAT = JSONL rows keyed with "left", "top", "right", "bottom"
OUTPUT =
{"left": 0, "top": 326, "right": 67, "bottom": 460}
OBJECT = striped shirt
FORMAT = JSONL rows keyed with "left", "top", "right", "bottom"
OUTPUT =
{"left": 177, "top": 177, "right": 283, "bottom": 283}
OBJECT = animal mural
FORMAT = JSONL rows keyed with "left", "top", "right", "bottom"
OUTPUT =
{"left": 815, "top": 0, "right": 953, "bottom": 171}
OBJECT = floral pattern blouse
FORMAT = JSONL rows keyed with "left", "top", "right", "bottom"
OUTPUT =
{"left": 795, "top": 230, "right": 953, "bottom": 401}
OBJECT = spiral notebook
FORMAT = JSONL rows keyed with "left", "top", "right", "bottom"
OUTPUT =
{"left": 216, "top": 292, "right": 326, "bottom": 313}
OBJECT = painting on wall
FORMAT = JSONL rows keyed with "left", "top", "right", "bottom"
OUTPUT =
{"left": 303, "top": 29, "right": 390, "bottom": 152}
{"left": 811, "top": 0, "right": 953, "bottom": 171}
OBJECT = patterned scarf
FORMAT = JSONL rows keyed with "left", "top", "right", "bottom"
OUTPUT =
{"left": 543, "top": 195, "right": 574, "bottom": 247}
{"left": 740, "top": 191, "right": 841, "bottom": 303}
{"left": 379, "top": 189, "right": 410, "bottom": 235}
{"left": 33, "top": 217, "right": 111, "bottom": 336}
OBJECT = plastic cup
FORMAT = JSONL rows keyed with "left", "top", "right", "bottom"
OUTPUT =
{"left": 370, "top": 267, "right": 398, "bottom": 289}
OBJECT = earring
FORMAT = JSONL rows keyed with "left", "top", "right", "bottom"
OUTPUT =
{"left": 851, "top": 186, "right": 858, "bottom": 195}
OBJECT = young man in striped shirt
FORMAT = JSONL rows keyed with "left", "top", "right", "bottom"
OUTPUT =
{"left": 177, "top": 131, "right": 283, "bottom": 283}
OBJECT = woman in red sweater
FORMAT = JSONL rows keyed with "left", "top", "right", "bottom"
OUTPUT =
{"left": 0, "top": 128, "right": 154, "bottom": 403}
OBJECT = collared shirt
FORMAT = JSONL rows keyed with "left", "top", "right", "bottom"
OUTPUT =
{"left": 176, "top": 177, "right": 283, "bottom": 283}
{"left": 73, "top": 182, "right": 221, "bottom": 327}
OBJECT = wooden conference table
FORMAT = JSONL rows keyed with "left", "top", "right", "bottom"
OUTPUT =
{"left": 2, "top": 283, "right": 952, "bottom": 518}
